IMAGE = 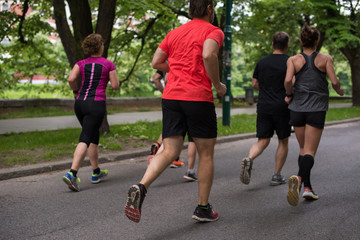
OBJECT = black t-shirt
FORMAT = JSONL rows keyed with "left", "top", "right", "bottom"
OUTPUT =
{"left": 253, "top": 54, "right": 289, "bottom": 114}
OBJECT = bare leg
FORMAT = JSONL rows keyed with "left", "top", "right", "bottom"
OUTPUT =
{"left": 248, "top": 138, "right": 270, "bottom": 160}
{"left": 294, "top": 126, "right": 305, "bottom": 156}
{"left": 140, "top": 136, "right": 183, "bottom": 189}
{"left": 157, "top": 133, "right": 163, "bottom": 145}
{"left": 274, "top": 138, "right": 289, "bottom": 174}
{"left": 193, "top": 137, "right": 216, "bottom": 206}
{"left": 187, "top": 142, "right": 196, "bottom": 170}
{"left": 88, "top": 143, "right": 99, "bottom": 170}
{"left": 303, "top": 125, "right": 323, "bottom": 157}
{"left": 70, "top": 142, "right": 88, "bottom": 171}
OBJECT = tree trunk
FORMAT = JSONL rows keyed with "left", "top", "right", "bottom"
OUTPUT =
{"left": 96, "top": 0, "right": 117, "bottom": 58}
{"left": 95, "top": 0, "right": 117, "bottom": 135}
{"left": 52, "top": 0, "right": 82, "bottom": 67}
{"left": 340, "top": 47, "right": 360, "bottom": 107}
{"left": 52, "top": 0, "right": 117, "bottom": 135}
{"left": 99, "top": 110, "right": 110, "bottom": 134}
{"left": 349, "top": 59, "right": 360, "bottom": 107}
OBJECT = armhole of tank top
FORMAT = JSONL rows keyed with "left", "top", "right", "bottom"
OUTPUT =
{"left": 312, "top": 52, "right": 326, "bottom": 74}
{"left": 295, "top": 53, "right": 307, "bottom": 76}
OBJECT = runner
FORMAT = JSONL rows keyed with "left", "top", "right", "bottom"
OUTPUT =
{"left": 62, "top": 33, "right": 119, "bottom": 191}
{"left": 124, "top": 0, "right": 226, "bottom": 223}
{"left": 240, "top": 32, "right": 291, "bottom": 186}
{"left": 285, "top": 24, "right": 343, "bottom": 206}
{"left": 148, "top": 70, "right": 185, "bottom": 168}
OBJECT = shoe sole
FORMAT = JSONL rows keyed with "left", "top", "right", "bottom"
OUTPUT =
{"left": 183, "top": 175, "right": 197, "bottom": 181}
{"left": 192, "top": 214, "right": 219, "bottom": 222}
{"left": 270, "top": 180, "right": 286, "bottom": 186}
{"left": 287, "top": 176, "right": 300, "bottom": 206}
{"left": 124, "top": 185, "right": 141, "bottom": 223}
{"left": 302, "top": 193, "right": 319, "bottom": 200}
{"left": 240, "top": 158, "right": 251, "bottom": 184}
{"left": 170, "top": 164, "right": 184, "bottom": 168}
{"left": 62, "top": 176, "right": 80, "bottom": 192}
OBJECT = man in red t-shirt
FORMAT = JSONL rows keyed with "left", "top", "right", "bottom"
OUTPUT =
{"left": 125, "top": 0, "right": 226, "bottom": 223}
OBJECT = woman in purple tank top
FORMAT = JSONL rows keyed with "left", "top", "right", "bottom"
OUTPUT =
{"left": 62, "top": 34, "right": 119, "bottom": 192}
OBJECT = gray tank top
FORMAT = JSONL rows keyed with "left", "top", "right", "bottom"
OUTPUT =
{"left": 289, "top": 52, "right": 329, "bottom": 112}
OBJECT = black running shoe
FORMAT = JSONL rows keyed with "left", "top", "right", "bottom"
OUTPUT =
{"left": 150, "top": 143, "right": 160, "bottom": 155}
{"left": 124, "top": 184, "right": 146, "bottom": 223}
{"left": 192, "top": 204, "right": 219, "bottom": 222}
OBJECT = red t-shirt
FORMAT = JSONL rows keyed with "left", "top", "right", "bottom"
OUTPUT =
{"left": 159, "top": 19, "right": 224, "bottom": 102}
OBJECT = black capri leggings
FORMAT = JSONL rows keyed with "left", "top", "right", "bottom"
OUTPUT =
{"left": 74, "top": 100, "right": 106, "bottom": 146}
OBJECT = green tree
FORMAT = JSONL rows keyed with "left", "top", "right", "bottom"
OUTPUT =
{"left": 232, "top": 0, "right": 359, "bottom": 106}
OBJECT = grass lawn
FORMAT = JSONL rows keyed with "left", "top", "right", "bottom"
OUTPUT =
{"left": 1, "top": 106, "right": 360, "bottom": 169}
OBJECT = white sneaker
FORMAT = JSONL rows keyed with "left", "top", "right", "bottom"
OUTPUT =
{"left": 302, "top": 187, "right": 319, "bottom": 200}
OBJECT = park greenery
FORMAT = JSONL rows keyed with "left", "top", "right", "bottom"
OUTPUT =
{"left": 1, "top": 106, "right": 360, "bottom": 168}
{"left": 0, "top": 0, "right": 359, "bottom": 104}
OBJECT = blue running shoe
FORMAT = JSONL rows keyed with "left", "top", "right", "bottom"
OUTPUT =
{"left": 91, "top": 169, "right": 108, "bottom": 184}
{"left": 62, "top": 172, "right": 80, "bottom": 192}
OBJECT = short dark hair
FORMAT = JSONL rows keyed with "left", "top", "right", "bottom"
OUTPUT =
{"left": 300, "top": 24, "right": 320, "bottom": 48}
{"left": 81, "top": 33, "right": 104, "bottom": 55}
{"left": 272, "top": 32, "right": 289, "bottom": 51}
{"left": 188, "top": 0, "right": 213, "bottom": 19}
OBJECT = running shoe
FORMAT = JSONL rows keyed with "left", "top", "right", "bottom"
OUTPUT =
{"left": 270, "top": 173, "right": 286, "bottom": 186}
{"left": 192, "top": 204, "right": 219, "bottom": 222}
{"left": 239, "top": 157, "right": 253, "bottom": 184}
{"left": 170, "top": 159, "right": 184, "bottom": 168}
{"left": 150, "top": 143, "right": 160, "bottom": 155}
{"left": 124, "top": 184, "right": 146, "bottom": 223}
{"left": 91, "top": 169, "right": 108, "bottom": 184}
{"left": 287, "top": 175, "right": 302, "bottom": 206}
{"left": 183, "top": 170, "right": 198, "bottom": 181}
{"left": 302, "top": 187, "right": 319, "bottom": 200}
{"left": 62, "top": 172, "right": 80, "bottom": 192}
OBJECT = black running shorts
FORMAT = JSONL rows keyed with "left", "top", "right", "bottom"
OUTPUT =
{"left": 289, "top": 111, "right": 326, "bottom": 129}
{"left": 162, "top": 99, "right": 217, "bottom": 139}
{"left": 256, "top": 112, "right": 291, "bottom": 139}
{"left": 74, "top": 100, "right": 106, "bottom": 146}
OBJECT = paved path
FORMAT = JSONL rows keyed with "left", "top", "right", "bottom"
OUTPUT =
{"left": 0, "top": 107, "right": 257, "bottom": 134}
{"left": 1, "top": 121, "right": 359, "bottom": 239}
{"left": 0, "top": 103, "right": 352, "bottom": 134}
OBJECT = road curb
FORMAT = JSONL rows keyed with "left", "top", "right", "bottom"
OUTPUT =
{"left": 1, "top": 117, "right": 360, "bottom": 181}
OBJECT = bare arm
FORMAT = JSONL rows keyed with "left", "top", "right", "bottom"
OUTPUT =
{"left": 284, "top": 57, "right": 295, "bottom": 104}
{"left": 109, "top": 70, "right": 119, "bottom": 90}
{"left": 203, "top": 39, "right": 226, "bottom": 96}
{"left": 153, "top": 72, "right": 164, "bottom": 93}
{"left": 152, "top": 48, "right": 169, "bottom": 72}
{"left": 325, "top": 55, "right": 343, "bottom": 96}
{"left": 68, "top": 64, "right": 80, "bottom": 96}
{"left": 252, "top": 78, "right": 259, "bottom": 90}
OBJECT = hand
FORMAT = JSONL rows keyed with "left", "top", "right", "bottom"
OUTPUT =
{"left": 338, "top": 87, "right": 344, "bottom": 96}
{"left": 284, "top": 96, "right": 292, "bottom": 104}
{"left": 214, "top": 82, "right": 227, "bottom": 97}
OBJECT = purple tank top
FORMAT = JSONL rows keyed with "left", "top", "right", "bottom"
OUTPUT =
{"left": 76, "top": 57, "right": 116, "bottom": 101}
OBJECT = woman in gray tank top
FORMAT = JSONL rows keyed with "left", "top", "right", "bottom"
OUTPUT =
{"left": 283, "top": 24, "right": 343, "bottom": 207}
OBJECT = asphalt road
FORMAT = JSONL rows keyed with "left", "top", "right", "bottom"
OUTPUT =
{"left": 1, "top": 121, "right": 359, "bottom": 240}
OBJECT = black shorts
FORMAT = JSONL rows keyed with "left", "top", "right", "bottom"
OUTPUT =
{"left": 289, "top": 111, "right": 326, "bottom": 129}
{"left": 75, "top": 100, "right": 106, "bottom": 146}
{"left": 162, "top": 99, "right": 217, "bottom": 139}
{"left": 256, "top": 112, "right": 291, "bottom": 139}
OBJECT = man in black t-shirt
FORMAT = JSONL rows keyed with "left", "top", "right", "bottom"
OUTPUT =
{"left": 240, "top": 32, "right": 292, "bottom": 186}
